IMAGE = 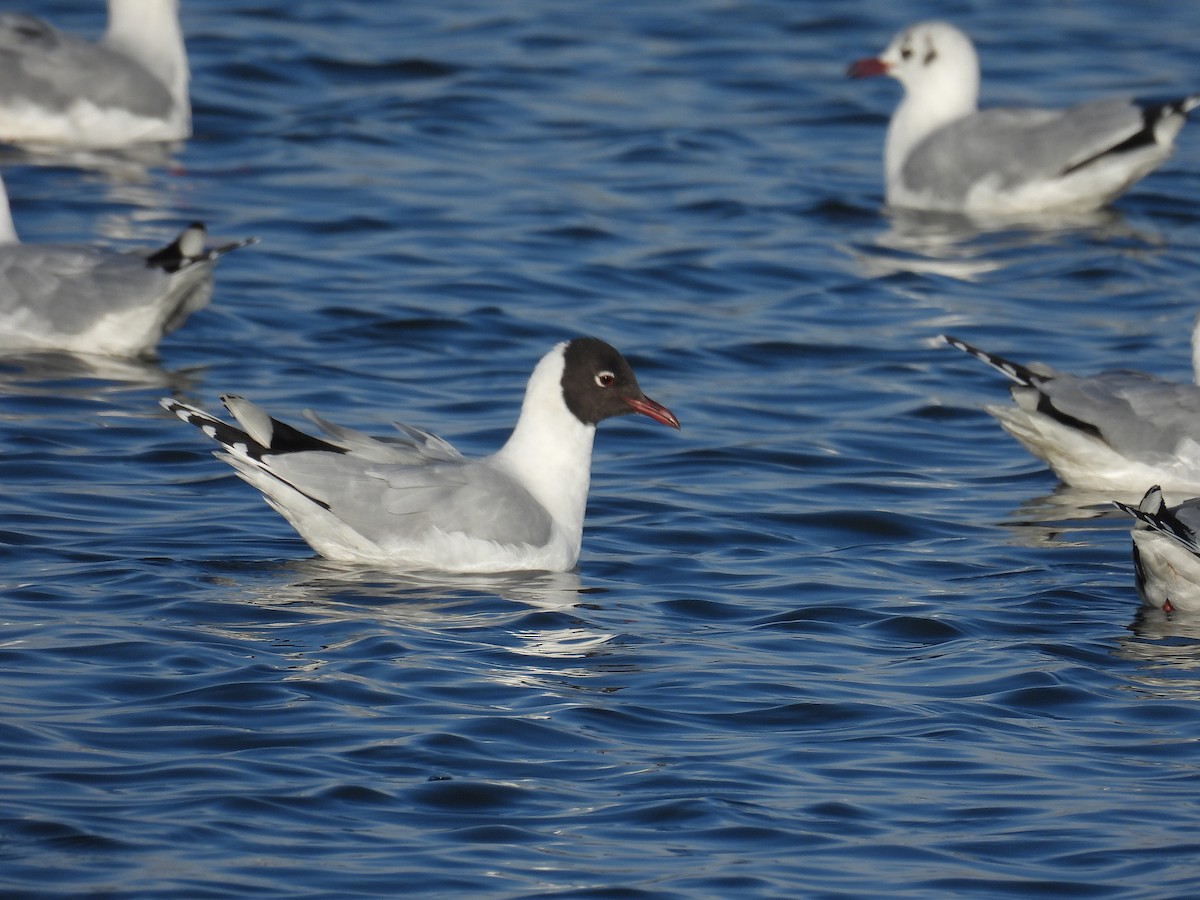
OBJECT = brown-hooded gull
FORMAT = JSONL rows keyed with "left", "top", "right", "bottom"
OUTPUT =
{"left": 1114, "top": 485, "right": 1200, "bottom": 613}
{"left": 0, "top": 0, "right": 190, "bottom": 146}
{"left": 938, "top": 334, "right": 1200, "bottom": 493}
{"left": 0, "top": 173, "right": 256, "bottom": 356}
{"left": 848, "top": 21, "right": 1198, "bottom": 215}
{"left": 160, "top": 338, "right": 681, "bottom": 572}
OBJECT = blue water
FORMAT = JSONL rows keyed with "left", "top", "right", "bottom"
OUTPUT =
{"left": 4, "top": 0, "right": 1200, "bottom": 896}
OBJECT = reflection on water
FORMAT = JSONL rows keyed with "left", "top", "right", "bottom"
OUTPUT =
{"left": 1000, "top": 484, "right": 1131, "bottom": 548}
{"left": 255, "top": 558, "right": 594, "bottom": 611}
{"left": 1117, "top": 606, "right": 1200, "bottom": 699}
{"left": 850, "top": 206, "right": 1149, "bottom": 281}
{"left": 0, "top": 140, "right": 194, "bottom": 247}
{"left": 0, "top": 141, "right": 180, "bottom": 183}
{"left": 0, "top": 351, "right": 203, "bottom": 400}
{"left": 221, "top": 559, "right": 619, "bottom": 669}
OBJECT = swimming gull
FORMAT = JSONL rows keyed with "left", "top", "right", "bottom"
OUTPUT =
{"left": 0, "top": 0, "right": 190, "bottom": 146}
{"left": 938, "top": 334, "right": 1200, "bottom": 492}
{"left": 0, "top": 173, "right": 256, "bottom": 356}
{"left": 1113, "top": 485, "right": 1200, "bottom": 613}
{"left": 849, "top": 21, "right": 1199, "bottom": 214}
{"left": 160, "top": 337, "right": 681, "bottom": 572}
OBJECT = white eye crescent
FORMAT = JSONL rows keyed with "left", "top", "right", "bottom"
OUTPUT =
{"left": 595, "top": 371, "right": 615, "bottom": 388}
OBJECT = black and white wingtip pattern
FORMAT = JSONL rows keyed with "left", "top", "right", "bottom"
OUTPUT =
{"left": 1112, "top": 485, "right": 1200, "bottom": 556}
{"left": 160, "top": 396, "right": 268, "bottom": 460}
{"left": 1062, "top": 93, "right": 1200, "bottom": 177}
{"left": 937, "top": 334, "right": 1043, "bottom": 387}
{"left": 161, "top": 395, "right": 347, "bottom": 460}
{"left": 1111, "top": 484, "right": 1166, "bottom": 522}
{"left": 145, "top": 223, "right": 259, "bottom": 274}
{"left": 207, "top": 236, "right": 261, "bottom": 262}
{"left": 1152, "top": 93, "right": 1200, "bottom": 125}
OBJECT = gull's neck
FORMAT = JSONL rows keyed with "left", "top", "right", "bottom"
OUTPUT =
{"left": 886, "top": 68, "right": 978, "bottom": 190}
{"left": 0, "top": 177, "right": 19, "bottom": 244}
{"left": 104, "top": 0, "right": 190, "bottom": 126}
{"left": 492, "top": 345, "right": 597, "bottom": 548}
{"left": 1191, "top": 314, "right": 1200, "bottom": 385}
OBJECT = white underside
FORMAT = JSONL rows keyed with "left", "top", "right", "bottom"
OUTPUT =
{"left": 988, "top": 404, "right": 1200, "bottom": 493}
{"left": 1131, "top": 530, "right": 1200, "bottom": 612}
{"left": 224, "top": 451, "right": 581, "bottom": 573}
{"left": 0, "top": 301, "right": 178, "bottom": 356}
{"left": 0, "top": 97, "right": 188, "bottom": 147}
{"left": 0, "top": 271, "right": 211, "bottom": 357}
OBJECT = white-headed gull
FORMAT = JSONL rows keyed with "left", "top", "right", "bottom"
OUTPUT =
{"left": 160, "top": 338, "right": 681, "bottom": 572}
{"left": 1113, "top": 485, "right": 1200, "bottom": 613}
{"left": 938, "top": 334, "right": 1200, "bottom": 493}
{"left": 848, "top": 21, "right": 1199, "bottom": 214}
{"left": 0, "top": 0, "right": 190, "bottom": 147}
{"left": 0, "top": 173, "right": 256, "bottom": 356}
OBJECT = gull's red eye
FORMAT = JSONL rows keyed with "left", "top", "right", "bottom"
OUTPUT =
{"left": 595, "top": 371, "right": 615, "bottom": 388}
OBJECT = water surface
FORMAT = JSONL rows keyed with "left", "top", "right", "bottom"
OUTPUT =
{"left": 3, "top": 1, "right": 1200, "bottom": 896}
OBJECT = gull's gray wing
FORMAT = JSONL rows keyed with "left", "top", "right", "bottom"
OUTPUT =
{"left": 166, "top": 396, "right": 557, "bottom": 557}
{"left": 0, "top": 244, "right": 203, "bottom": 340}
{"left": 261, "top": 452, "right": 554, "bottom": 548}
{"left": 304, "top": 411, "right": 465, "bottom": 465}
{"left": 902, "top": 99, "right": 1147, "bottom": 202}
{"left": 1033, "top": 371, "right": 1200, "bottom": 459}
{"left": 0, "top": 13, "right": 171, "bottom": 118}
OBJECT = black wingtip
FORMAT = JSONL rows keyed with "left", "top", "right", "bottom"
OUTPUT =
{"left": 1112, "top": 487, "right": 1200, "bottom": 555}
{"left": 160, "top": 396, "right": 267, "bottom": 458}
{"left": 145, "top": 224, "right": 257, "bottom": 273}
{"left": 936, "top": 334, "right": 1042, "bottom": 387}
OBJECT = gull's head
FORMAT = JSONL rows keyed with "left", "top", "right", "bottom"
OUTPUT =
{"left": 849, "top": 20, "right": 979, "bottom": 110}
{"left": 555, "top": 337, "right": 679, "bottom": 430}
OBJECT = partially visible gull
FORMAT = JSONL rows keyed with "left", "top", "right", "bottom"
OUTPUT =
{"left": 849, "top": 20, "right": 1198, "bottom": 215}
{"left": 0, "top": 0, "right": 190, "bottom": 147}
{"left": 1114, "top": 485, "right": 1200, "bottom": 613}
{"left": 161, "top": 338, "right": 681, "bottom": 572}
{"left": 938, "top": 334, "right": 1200, "bottom": 493}
{"left": 0, "top": 173, "right": 256, "bottom": 356}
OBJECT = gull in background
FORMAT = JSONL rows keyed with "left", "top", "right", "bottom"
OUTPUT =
{"left": 938, "top": 334, "right": 1200, "bottom": 493}
{"left": 0, "top": 172, "right": 256, "bottom": 356}
{"left": 1114, "top": 485, "right": 1200, "bottom": 613}
{"left": 849, "top": 21, "right": 1198, "bottom": 215}
{"left": 0, "top": 0, "right": 190, "bottom": 147}
{"left": 161, "top": 338, "right": 681, "bottom": 572}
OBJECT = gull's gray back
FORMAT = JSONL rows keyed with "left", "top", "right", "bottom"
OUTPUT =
{"left": 1035, "top": 369, "right": 1200, "bottom": 457}
{"left": 902, "top": 99, "right": 1146, "bottom": 201}
{"left": 0, "top": 13, "right": 172, "bottom": 118}
{"left": 0, "top": 244, "right": 209, "bottom": 338}
{"left": 261, "top": 452, "right": 555, "bottom": 549}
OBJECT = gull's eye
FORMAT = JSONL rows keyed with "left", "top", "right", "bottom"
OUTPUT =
{"left": 595, "top": 371, "right": 616, "bottom": 388}
{"left": 900, "top": 45, "right": 913, "bottom": 61}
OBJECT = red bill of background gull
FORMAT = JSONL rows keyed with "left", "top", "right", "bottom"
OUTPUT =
{"left": 849, "top": 21, "right": 1199, "bottom": 215}
{"left": 161, "top": 338, "right": 681, "bottom": 572}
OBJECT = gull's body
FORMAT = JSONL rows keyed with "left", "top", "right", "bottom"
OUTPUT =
{"left": 939, "top": 334, "right": 1200, "bottom": 493}
{"left": 0, "top": 0, "right": 190, "bottom": 147}
{"left": 0, "top": 174, "right": 255, "bottom": 356}
{"left": 1114, "top": 486, "right": 1200, "bottom": 613}
{"left": 849, "top": 21, "right": 1198, "bottom": 214}
{"left": 161, "top": 338, "right": 680, "bottom": 572}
